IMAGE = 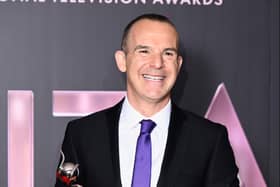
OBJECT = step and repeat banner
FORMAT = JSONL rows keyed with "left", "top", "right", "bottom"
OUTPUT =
{"left": 0, "top": 0, "right": 279, "bottom": 187}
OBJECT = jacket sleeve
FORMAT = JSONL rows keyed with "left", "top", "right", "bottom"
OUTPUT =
{"left": 205, "top": 127, "right": 240, "bottom": 187}
{"left": 55, "top": 121, "right": 83, "bottom": 187}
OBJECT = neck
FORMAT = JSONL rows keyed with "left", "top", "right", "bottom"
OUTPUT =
{"left": 126, "top": 94, "right": 170, "bottom": 117}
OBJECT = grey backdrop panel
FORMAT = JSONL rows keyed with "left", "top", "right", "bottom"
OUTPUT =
{"left": 0, "top": 0, "right": 279, "bottom": 186}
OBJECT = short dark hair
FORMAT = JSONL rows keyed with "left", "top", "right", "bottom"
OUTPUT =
{"left": 121, "top": 13, "right": 178, "bottom": 52}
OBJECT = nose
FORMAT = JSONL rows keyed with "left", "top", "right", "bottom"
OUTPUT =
{"left": 150, "top": 53, "right": 164, "bottom": 69}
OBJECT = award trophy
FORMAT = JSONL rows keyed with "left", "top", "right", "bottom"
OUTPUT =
{"left": 56, "top": 150, "right": 83, "bottom": 187}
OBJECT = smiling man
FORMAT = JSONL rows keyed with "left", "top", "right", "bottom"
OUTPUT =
{"left": 55, "top": 14, "right": 239, "bottom": 187}
{"left": 115, "top": 17, "right": 182, "bottom": 117}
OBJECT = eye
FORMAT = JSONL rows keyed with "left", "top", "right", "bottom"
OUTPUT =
{"left": 135, "top": 48, "right": 151, "bottom": 57}
{"left": 138, "top": 49, "right": 149, "bottom": 54}
{"left": 164, "top": 50, "right": 176, "bottom": 57}
{"left": 165, "top": 51, "right": 174, "bottom": 56}
{"left": 162, "top": 50, "right": 177, "bottom": 61}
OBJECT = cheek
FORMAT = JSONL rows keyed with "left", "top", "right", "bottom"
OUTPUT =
{"left": 126, "top": 64, "right": 142, "bottom": 80}
{"left": 128, "top": 61, "right": 149, "bottom": 74}
{"left": 167, "top": 63, "right": 180, "bottom": 74}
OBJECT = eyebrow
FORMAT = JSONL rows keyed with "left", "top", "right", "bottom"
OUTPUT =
{"left": 163, "top": 48, "right": 178, "bottom": 53}
{"left": 134, "top": 45, "right": 151, "bottom": 52}
{"left": 134, "top": 45, "right": 178, "bottom": 53}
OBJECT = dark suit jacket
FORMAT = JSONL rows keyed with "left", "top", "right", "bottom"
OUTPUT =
{"left": 55, "top": 100, "right": 239, "bottom": 187}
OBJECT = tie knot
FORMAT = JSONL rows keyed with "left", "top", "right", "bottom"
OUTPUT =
{"left": 140, "top": 119, "right": 156, "bottom": 134}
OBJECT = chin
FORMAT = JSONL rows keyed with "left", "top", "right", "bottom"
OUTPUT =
{"left": 144, "top": 94, "right": 170, "bottom": 103}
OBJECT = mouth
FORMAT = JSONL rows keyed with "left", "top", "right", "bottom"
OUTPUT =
{"left": 143, "top": 74, "right": 165, "bottom": 81}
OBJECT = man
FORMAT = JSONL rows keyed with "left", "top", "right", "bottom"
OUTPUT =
{"left": 55, "top": 14, "right": 239, "bottom": 187}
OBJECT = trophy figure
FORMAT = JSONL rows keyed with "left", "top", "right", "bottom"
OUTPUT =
{"left": 56, "top": 150, "right": 82, "bottom": 187}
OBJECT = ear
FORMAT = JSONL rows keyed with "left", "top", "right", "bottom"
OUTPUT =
{"left": 115, "top": 50, "right": 127, "bottom": 72}
{"left": 177, "top": 55, "right": 183, "bottom": 71}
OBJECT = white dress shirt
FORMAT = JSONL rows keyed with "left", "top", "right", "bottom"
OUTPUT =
{"left": 118, "top": 98, "right": 171, "bottom": 187}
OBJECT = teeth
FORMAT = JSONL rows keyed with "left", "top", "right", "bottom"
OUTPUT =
{"left": 143, "top": 74, "right": 164, "bottom": 81}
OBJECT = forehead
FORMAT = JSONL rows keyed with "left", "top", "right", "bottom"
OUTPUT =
{"left": 127, "top": 19, "right": 179, "bottom": 47}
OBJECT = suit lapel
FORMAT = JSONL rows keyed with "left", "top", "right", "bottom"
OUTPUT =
{"left": 157, "top": 103, "right": 189, "bottom": 187}
{"left": 104, "top": 101, "right": 190, "bottom": 187}
{"left": 106, "top": 100, "right": 124, "bottom": 187}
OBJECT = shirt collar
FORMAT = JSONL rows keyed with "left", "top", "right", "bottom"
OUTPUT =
{"left": 119, "top": 97, "right": 171, "bottom": 131}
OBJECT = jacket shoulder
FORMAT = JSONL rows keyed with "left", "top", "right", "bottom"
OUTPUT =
{"left": 66, "top": 100, "right": 122, "bottom": 131}
{"left": 173, "top": 104, "right": 228, "bottom": 135}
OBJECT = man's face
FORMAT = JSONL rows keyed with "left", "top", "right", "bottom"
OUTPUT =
{"left": 115, "top": 19, "right": 182, "bottom": 106}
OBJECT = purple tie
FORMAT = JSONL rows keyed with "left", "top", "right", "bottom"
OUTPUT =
{"left": 131, "top": 119, "right": 156, "bottom": 187}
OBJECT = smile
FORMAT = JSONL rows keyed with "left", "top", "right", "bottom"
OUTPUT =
{"left": 143, "top": 74, "right": 165, "bottom": 81}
